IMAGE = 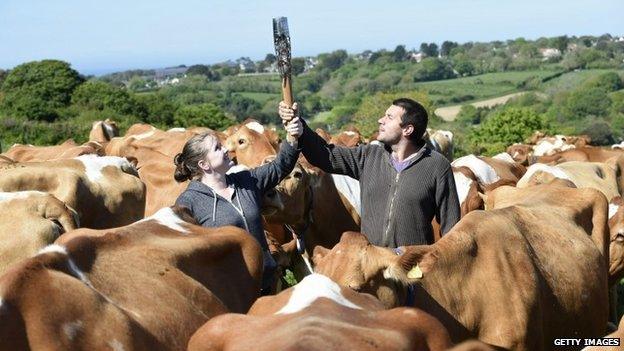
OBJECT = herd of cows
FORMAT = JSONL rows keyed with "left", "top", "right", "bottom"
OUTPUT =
{"left": 0, "top": 118, "right": 624, "bottom": 350}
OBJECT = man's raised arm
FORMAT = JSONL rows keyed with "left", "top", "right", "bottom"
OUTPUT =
{"left": 278, "top": 101, "right": 367, "bottom": 179}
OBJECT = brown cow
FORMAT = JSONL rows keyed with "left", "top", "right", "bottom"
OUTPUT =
{"left": 188, "top": 273, "right": 452, "bottom": 351}
{"left": 451, "top": 154, "right": 526, "bottom": 189}
{"left": 518, "top": 161, "right": 620, "bottom": 202}
{"left": 313, "top": 183, "right": 609, "bottom": 350}
{"left": 225, "top": 125, "right": 277, "bottom": 167}
{"left": 608, "top": 196, "right": 624, "bottom": 284}
{"left": 2, "top": 139, "right": 104, "bottom": 162}
{"left": 0, "top": 207, "right": 262, "bottom": 351}
{"left": 88, "top": 119, "right": 119, "bottom": 144}
{"left": 0, "top": 155, "right": 145, "bottom": 229}
{"left": 0, "top": 191, "right": 78, "bottom": 275}
{"left": 582, "top": 315, "right": 624, "bottom": 351}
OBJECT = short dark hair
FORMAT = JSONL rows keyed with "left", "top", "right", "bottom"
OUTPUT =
{"left": 393, "top": 98, "right": 428, "bottom": 145}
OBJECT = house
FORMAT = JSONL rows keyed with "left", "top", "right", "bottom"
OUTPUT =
{"left": 539, "top": 48, "right": 562, "bottom": 61}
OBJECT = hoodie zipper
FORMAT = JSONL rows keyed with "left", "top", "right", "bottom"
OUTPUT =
{"left": 382, "top": 171, "right": 401, "bottom": 246}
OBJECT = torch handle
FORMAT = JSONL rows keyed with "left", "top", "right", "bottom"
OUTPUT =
{"left": 281, "top": 75, "right": 295, "bottom": 143}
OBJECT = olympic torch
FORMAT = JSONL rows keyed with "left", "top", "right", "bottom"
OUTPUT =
{"left": 272, "top": 17, "right": 295, "bottom": 142}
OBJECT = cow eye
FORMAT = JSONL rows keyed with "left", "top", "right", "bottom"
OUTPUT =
{"left": 616, "top": 233, "right": 624, "bottom": 243}
{"left": 293, "top": 171, "right": 302, "bottom": 179}
{"left": 238, "top": 139, "right": 245, "bottom": 145}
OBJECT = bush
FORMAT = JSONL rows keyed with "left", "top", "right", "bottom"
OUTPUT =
{"left": 173, "top": 103, "right": 234, "bottom": 129}
{"left": 468, "top": 107, "right": 550, "bottom": 155}
{"left": 0, "top": 60, "right": 84, "bottom": 121}
{"left": 72, "top": 80, "right": 147, "bottom": 118}
{"left": 564, "top": 87, "right": 611, "bottom": 120}
{"left": 580, "top": 120, "right": 615, "bottom": 146}
{"left": 583, "top": 72, "right": 623, "bottom": 92}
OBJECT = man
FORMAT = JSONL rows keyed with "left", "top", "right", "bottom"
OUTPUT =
{"left": 278, "top": 98, "right": 460, "bottom": 247}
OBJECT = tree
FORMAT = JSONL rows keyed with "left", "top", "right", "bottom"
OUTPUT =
{"left": 420, "top": 43, "right": 439, "bottom": 57}
{"left": 0, "top": 69, "right": 6, "bottom": 86}
{"left": 468, "top": 107, "right": 550, "bottom": 155}
{"left": 173, "top": 103, "right": 233, "bottom": 129}
{"left": 550, "top": 35, "right": 569, "bottom": 53}
{"left": 135, "top": 92, "right": 178, "bottom": 126}
{"left": 186, "top": 64, "right": 219, "bottom": 81}
{"left": 584, "top": 72, "right": 623, "bottom": 92}
{"left": 71, "top": 80, "right": 147, "bottom": 118}
{"left": 291, "top": 57, "right": 306, "bottom": 75}
{"left": 564, "top": 87, "right": 611, "bottom": 119}
{"left": 454, "top": 59, "right": 475, "bottom": 76}
{"left": 127, "top": 76, "right": 148, "bottom": 92}
{"left": 264, "top": 54, "right": 277, "bottom": 64}
{"left": 581, "top": 120, "right": 614, "bottom": 146}
{"left": 392, "top": 45, "right": 407, "bottom": 62}
{"left": 0, "top": 60, "right": 84, "bottom": 121}
{"left": 413, "top": 58, "right": 455, "bottom": 82}
{"left": 440, "top": 41, "right": 458, "bottom": 57}
{"left": 221, "top": 94, "right": 262, "bottom": 122}
{"left": 318, "top": 50, "right": 348, "bottom": 71}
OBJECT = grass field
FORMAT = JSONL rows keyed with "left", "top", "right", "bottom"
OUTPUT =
{"left": 235, "top": 92, "right": 280, "bottom": 105}
{"left": 540, "top": 69, "right": 624, "bottom": 95}
{"left": 412, "top": 70, "right": 561, "bottom": 106}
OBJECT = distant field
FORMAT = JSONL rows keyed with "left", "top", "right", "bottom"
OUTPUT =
{"left": 235, "top": 92, "right": 279, "bottom": 105}
{"left": 413, "top": 70, "right": 560, "bottom": 106}
{"left": 540, "top": 69, "right": 624, "bottom": 95}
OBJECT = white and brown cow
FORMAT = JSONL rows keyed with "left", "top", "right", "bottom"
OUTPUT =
{"left": 188, "top": 273, "right": 453, "bottom": 351}
{"left": 0, "top": 191, "right": 78, "bottom": 276}
{"left": 88, "top": 119, "right": 119, "bottom": 144}
{"left": 312, "top": 182, "right": 609, "bottom": 350}
{"left": 2, "top": 139, "right": 105, "bottom": 162}
{"left": 0, "top": 155, "right": 145, "bottom": 229}
{"left": 517, "top": 161, "right": 620, "bottom": 202}
{"left": 0, "top": 207, "right": 263, "bottom": 351}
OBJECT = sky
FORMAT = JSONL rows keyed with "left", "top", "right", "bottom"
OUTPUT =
{"left": 0, "top": 0, "right": 622, "bottom": 76}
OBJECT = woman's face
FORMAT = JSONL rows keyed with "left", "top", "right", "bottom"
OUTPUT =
{"left": 198, "top": 135, "right": 232, "bottom": 174}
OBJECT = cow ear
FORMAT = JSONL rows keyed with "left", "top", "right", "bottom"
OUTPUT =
{"left": 312, "top": 246, "right": 329, "bottom": 265}
{"left": 384, "top": 246, "right": 432, "bottom": 284}
{"left": 477, "top": 192, "right": 488, "bottom": 210}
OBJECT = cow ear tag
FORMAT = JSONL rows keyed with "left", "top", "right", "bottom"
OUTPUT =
{"left": 407, "top": 264, "right": 423, "bottom": 279}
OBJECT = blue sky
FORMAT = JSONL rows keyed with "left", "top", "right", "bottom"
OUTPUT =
{"left": 0, "top": 0, "right": 622, "bottom": 75}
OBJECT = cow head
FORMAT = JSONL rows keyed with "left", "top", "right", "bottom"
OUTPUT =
{"left": 506, "top": 144, "right": 533, "bottom": 165}
{"left": 263, "top": 156, "right": 311, "bottom": 224}
{"left": 609, "top": 196, "right": 624, "bottom": 284}
{"left": 225, "top": 126, "right": 276, "bottom": 167}
{"left": 330, "top": 131, "right": 363, "bottom": 148}
{"left": 312, "top": 231, "right": 430, "bottom": 308}
{"left": 452, "top": 167, "right": 484, "bottom": 217}
{"left": 315, "top": 128, "right": 332, "bottom": 143}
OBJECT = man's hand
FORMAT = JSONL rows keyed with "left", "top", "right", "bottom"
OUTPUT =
{"left": 285, "top": 117, "right": 303, "bottom": 139}
{"left": 278, "top": 101, "right": 298, "bottom": 125}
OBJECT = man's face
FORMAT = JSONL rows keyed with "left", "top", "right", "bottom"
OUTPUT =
{"left": 377, "top": 105, "right": 405, "bottom": 145}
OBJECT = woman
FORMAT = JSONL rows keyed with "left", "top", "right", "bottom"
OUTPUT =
{"left": 174, "top": 118, "right": 302, "bottom": 294}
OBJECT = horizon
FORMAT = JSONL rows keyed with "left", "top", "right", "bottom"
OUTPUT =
{"left": 1, "top": 0, "right": 622, "bottom": 76}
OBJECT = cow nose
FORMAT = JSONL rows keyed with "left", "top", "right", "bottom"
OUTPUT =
{"left": 348, "top": 283, "right": 363, "bottom": 292}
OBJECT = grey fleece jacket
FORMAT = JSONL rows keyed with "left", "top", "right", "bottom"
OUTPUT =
{"left": 175, "top": 141, "right": 300, "bottom": 290}
{"left": 299, "top": 122, "right": 461, "bottom": 247}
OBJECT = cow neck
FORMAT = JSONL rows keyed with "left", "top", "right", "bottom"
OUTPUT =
{"left": 283, "top": 183, "right": 314, "bottom": 254}
{"left": 393, "top": 247, "right": 416, "bottom": 307}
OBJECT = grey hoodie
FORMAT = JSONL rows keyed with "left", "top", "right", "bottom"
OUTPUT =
{"left": 175, "top": 141, "right": 300, "bottom": 291}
